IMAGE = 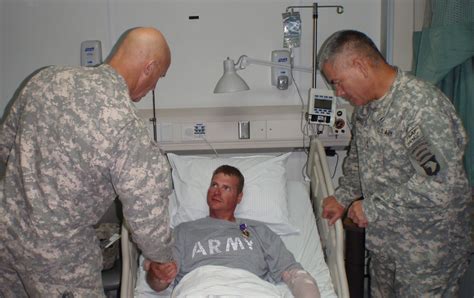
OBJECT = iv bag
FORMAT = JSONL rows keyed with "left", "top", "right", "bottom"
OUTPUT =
{"left": 282, "top": 11, "right": 301, "bottom": 48}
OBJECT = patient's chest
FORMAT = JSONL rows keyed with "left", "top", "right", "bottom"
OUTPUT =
{"left": 190, "top": 234, "right": 255, "bottom": 258}
{"left": 175, "top": 218, "right": 268, "bottom": 283}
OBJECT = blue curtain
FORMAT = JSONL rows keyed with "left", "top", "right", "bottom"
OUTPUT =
{"left": 413, "top": 1, "right": 474, "bottom": 186}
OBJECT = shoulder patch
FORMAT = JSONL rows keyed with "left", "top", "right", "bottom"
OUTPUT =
{"left": 421, "top": 157, "right": 440, "bottom": 176}
{"left": 405, "top": 125, "right": 441, "bottom": 176}
{"left": 405, "top": 126, "right": 422, "bottom": 148}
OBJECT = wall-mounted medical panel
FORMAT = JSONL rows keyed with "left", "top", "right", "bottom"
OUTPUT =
{"left": 138, "top": 105, "right": 351, "bottom": 152}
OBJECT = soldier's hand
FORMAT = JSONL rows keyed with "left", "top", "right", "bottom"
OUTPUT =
{"left": 149, "top": 261, "right": 178, "bottom": 283}
{"left": 347, "top": 200, "right": 368, "bottom": 228}
{"left": 322, "top": 196, "right": 345, "bottom": 226}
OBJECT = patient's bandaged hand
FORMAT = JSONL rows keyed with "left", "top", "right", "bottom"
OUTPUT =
{"left": 282, "top": 268, "right": 321, "bottom": 298}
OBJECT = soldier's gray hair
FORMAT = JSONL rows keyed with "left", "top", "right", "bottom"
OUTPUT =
{"left": 318, "top": 30, "right": 385, "bottom": 69}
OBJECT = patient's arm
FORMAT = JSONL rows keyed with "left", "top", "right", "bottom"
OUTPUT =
{"left": 282, "top": 268, "right": 321, "bottom": 298}
{"left": 145, "top": 260, "right": 178, "bottom": 292}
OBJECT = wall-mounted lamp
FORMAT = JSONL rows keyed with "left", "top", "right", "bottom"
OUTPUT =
{"left": 213, "top": 53, "right": 312, "bottom": 94}
{"left": 213, "top": 57, "right": 250, "bottom": 93}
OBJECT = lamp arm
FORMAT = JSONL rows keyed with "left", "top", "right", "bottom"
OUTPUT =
{"left": 238, "top": 55, "right": 314, "bottom": 74}
{"left": 235, "top": 55, "right": 248, "bottom": 70}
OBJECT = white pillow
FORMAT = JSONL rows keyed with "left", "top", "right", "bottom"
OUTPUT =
{"left": 167, "top": 153, "right": 299, "bottom": 235}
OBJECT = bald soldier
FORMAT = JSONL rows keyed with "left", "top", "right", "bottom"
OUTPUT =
{"left": 0, "top": 27, "right": 173, "bottom": 297}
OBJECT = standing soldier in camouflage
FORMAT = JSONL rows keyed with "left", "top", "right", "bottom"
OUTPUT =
{"left": 0, "top": 27, "right": 174, "bottom": 297}
{"left": 319, "top": 30, "right": 471, "bottom": 297}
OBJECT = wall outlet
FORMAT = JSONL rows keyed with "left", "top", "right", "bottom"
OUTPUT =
{"left": 194, "top": 123, "right": 205, "bottom": 135}
{"left": 160, "top": 123, "right": 174, "bottom": 142}
{"left": 238, "top": 121, "right": 250, "bottom": 139}
{"left": 182, "top": 123, "right": 206, "bottom": 140}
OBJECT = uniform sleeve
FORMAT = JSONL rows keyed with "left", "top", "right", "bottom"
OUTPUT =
{"left": 334, "top": 118, "right": 363, "bottom": 207}
{"left": 172, "top": 225, "right": 185, "bottom": 284}
{"left": 1, "top": 68, "right": 45, "bottom": 168}
{"left": 111, "top": 120, "right": 173, "bottom": 262}
{"left": 364, "top": 96, "right": 469, "bottom": 222}
{"left": 0, "top": 92, "right": 25, "bottom": 166}
{"left": 257, "top": 224, "right": 303, "bottom": 282}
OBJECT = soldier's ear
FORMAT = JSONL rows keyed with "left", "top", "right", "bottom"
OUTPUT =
{"left": 236, "top": 192, "right": 243, "bottom": 205}
{"left": 144, "top": 60, "right": 157, "bottom": 76}
{"left": 352, "top": 57, "right": 369, "bottom": 78}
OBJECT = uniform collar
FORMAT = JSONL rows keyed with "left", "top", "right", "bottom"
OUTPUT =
{"left": 360, "top": 67, "right": 403, "bottom": 123}
{"left": 99, "top": 64, "right": 138, "bottom": 112}
{"left": 100, "top": 64, "right": 129, "bottom": 90}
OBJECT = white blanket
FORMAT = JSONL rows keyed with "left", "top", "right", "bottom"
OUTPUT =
{"left": 171, "top": 265, "right": 287, "bottom": 298}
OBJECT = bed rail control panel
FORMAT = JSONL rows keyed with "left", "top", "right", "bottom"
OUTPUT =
{"left": 307, "top": 88, "right": 337, "bottom": 126}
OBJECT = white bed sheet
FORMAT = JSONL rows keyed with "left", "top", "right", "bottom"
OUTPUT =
{"left": 134, "top": 180, "right": 337, "bottom": 298}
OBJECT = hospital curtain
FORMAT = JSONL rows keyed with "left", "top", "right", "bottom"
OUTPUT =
{"left": 413, "top": 0, "right": 474, "bottom": 186}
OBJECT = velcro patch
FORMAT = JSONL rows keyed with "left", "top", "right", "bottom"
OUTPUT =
{"left": 406, "top": 125, "right": 441, "bottom": 176}
{"left": 405, "top": 126, "right": 422, "bottom": 148}
{"left": 421, "top": 157, "right": 440, "bottom": 176}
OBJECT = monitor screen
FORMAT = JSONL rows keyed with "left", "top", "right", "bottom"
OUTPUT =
{"left": 313, "top": 98, "right": 333, "bottom": 110}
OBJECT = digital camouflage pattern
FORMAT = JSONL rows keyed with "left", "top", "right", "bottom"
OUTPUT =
{"left": 0, "top": 64, "right": 173, "bottom": 297}
{"left": 335, "top": 69, "right": 472, "bottom": 296}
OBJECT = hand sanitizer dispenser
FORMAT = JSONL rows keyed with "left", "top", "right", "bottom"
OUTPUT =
{"left": 271, "top": 50, "right": 292, "bottom": 90}
{"left": 80, "top": 40, "right": 102, "bottom": 67}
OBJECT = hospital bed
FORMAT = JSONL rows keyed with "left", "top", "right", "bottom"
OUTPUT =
{"left": 120, "top": 138, "right": 349, "bottom": 297}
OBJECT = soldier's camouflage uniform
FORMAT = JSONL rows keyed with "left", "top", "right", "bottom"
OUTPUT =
{"left": 0, "top": 64, "right": 173, "bottom": 297}
{"left": 335, "top": 69, "right": 471, "bottom": 297}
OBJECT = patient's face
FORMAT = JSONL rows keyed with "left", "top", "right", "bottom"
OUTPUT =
{"left": 207, "top": 173, "right": 243, "bottom": 220}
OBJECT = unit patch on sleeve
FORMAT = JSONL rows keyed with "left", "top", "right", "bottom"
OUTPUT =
{"left": 405, "top": 125, "right": 442, "bottom": 176}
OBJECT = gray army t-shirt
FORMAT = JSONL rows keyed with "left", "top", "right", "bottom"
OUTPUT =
{"left": 173, "top": 217, "right": 303, "bottom": 284}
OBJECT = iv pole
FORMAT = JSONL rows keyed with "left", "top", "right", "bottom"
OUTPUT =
{"left": 285, "top": 3, "right": 344, "bottom": 88}
{"left": 284, "top": 5, "right": 349, "bottom": 298}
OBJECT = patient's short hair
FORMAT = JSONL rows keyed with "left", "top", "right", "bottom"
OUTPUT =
{"left": 212, "top": 165, "right": 244, "bottom": 194}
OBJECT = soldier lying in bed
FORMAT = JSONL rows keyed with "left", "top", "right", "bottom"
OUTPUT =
{"left": 145, "top": 165, "right": 321, "bottom": 297}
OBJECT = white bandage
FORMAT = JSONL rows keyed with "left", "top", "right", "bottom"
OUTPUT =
{"left": 282, "top": 268, "right": 321, "bottom": 298}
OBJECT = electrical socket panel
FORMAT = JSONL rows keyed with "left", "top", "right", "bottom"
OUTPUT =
{"left": 182, "top": 123, "right": 206, "bottom": 140}
{"left": 194, "top": 123, "right": 206, "bottom": 135}
{"left": 160, "top": 123, "right": 174, "bottom": 142}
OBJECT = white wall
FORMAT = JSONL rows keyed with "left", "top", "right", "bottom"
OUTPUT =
{"left": 0, "top": 0, "right": 384, "bottom": 117}
{"left": 392, "top": 0, "right": 415, "bottom": 71}
{"left": 1, "top": 0, "right": 111, "bottom": 116}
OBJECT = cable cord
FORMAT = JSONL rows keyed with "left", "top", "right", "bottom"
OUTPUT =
{"left": 290, "top": 63, "right": 311, "bottom": 181}
{"left": 331, "top": 151, "right": 339, "bottom": 179}
{"left": 289, "top": 50, "right": 314, "bottom": 181}
{"left": 290, "top": 66, "right": 310, "bottom": 141}
{"left": 198, "top": 135, "right": 219, "bottom": 158}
